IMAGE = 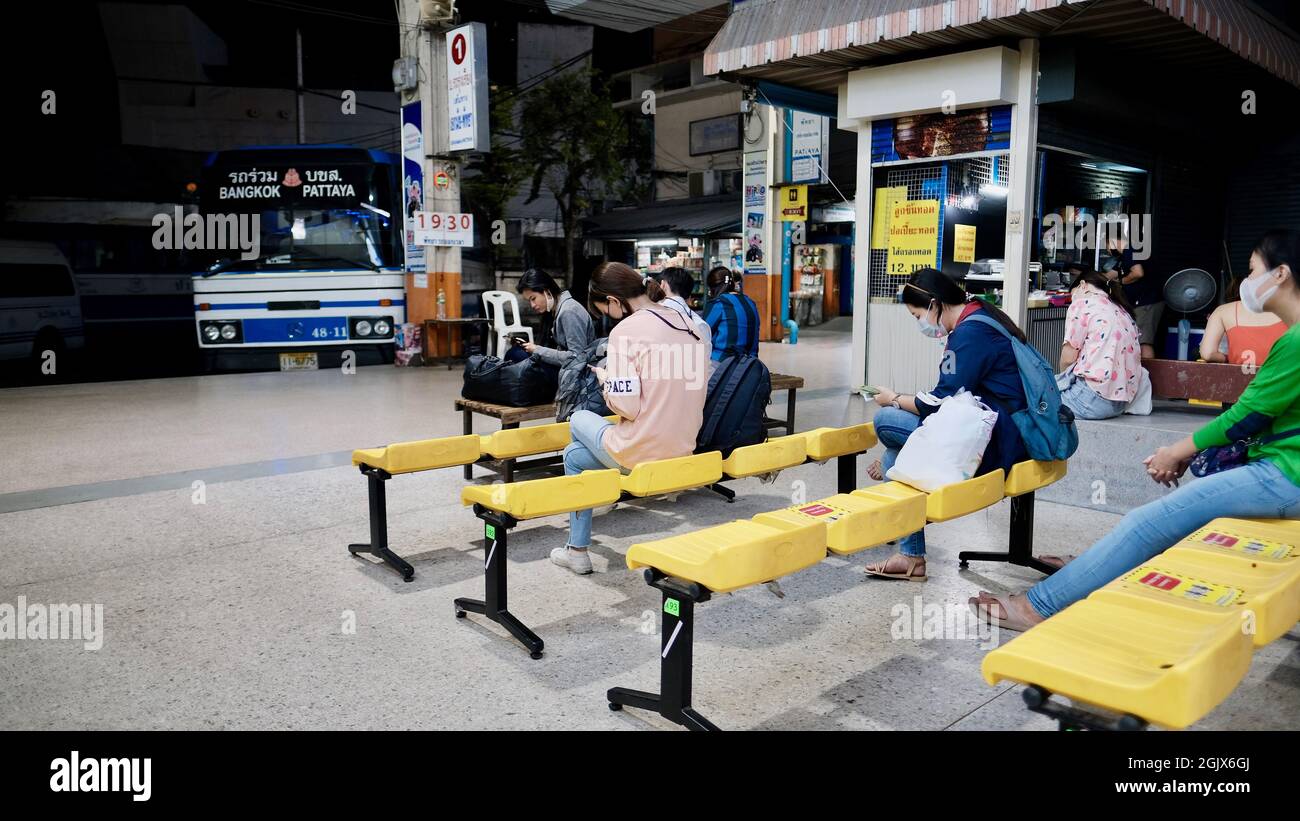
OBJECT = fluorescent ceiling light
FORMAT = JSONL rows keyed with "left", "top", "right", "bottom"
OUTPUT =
{"left": 636, "top": 238, "right": 678, "bottom": 246}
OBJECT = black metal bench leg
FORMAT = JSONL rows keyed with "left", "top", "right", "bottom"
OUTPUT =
{"left": 348, "top": 469, "right": 415, "bottom": 582}
{"left": 463, "top": 408, "right": 474, "bottom": 481}
{"left": 454, "top": 508, "right": 544, "bottom": 659}
{"left": 837, "top": 452, "right": 857, "bottom": 495}
{"left": 958, "top": 492, "right": 1057, "bottom": 575}
{"left": 708, "top": 483, "right": 736, "bottom": 502}
{"left": 608, "top": 575, "right": 718, "bottom": 731}
{"left": 786, "top": 388, "right": 797, "bottom": 435}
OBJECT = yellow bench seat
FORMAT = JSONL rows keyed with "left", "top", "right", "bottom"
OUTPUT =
{"left": 721, "top": 437, "right": 807, "bottom": 478}
{"left": 1004, "top": 460, "right": 1068, "bottom": 497}
{"left": 462, "top": 469, "right": 622, "bottom": 519}
{"left": 352, "top": 434, "right": 482, "bottom": 475}
{"left": 480, "top": 422, "right": 573, "bottom": 460}
{"left": 799, "top": 423, "right": 877, "bottom": 461}
{"left": 1103, "top": 544, "right": 1300, "bottom": 647}
{"left": 981, "top": 593, "right": 1253, "bottom": 729}
{"left": 620, "top": 452, "right": 723, "bottom": 497}
{"left": 626, "top": 518, "right": 827, "bottom": 594}
{"left": 754, "top": 490, "right": 927, "bottom": 555}
{"left": 865, "top": 471, "right": 1006, "bottom": 522}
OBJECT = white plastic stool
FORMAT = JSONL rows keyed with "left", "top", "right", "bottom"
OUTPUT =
{"left": 481, "top": 290, "right": 533, "bottom": 357}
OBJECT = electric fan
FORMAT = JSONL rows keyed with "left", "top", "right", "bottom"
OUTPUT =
{"left": 1163, "top": 268, "right": 1218, "bottom": 360}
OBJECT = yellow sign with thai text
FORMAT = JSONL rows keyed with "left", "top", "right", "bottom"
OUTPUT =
{"left": 885, "top": 199, "right": 940, "bottom": 276}
{"left": 871, "top": 186, "right": 906, "bottom": 247}
{"left": 780, "top": 185, "right": 809, "bottom": 221}
{"left": 953, "top": 224, "right": 976, "bottom": 264}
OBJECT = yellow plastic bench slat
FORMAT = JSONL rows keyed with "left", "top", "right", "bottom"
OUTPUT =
{"left": 981, "top": 593, "right": 1252, "bottom": 729}
{"left": 352, "top": 434, "right": 482, "bottom": 475}
{"left": 721, "top": 437, "right": 807, "bottom": 478}
{"left": 865, "top": 472, "right": 1006, "bottom": 522}
{"left": 620, "top": 452, "right": 723, "bottom": 497}
{"left": 1004, "top": 460, "right": 1067, "bottom": 497}
{"left": 626, "top": 518, "right": 827, "bottom": 593}
{"left": 1182, "top": 518, "right": 1300, "bottom": 561}
{"left": 1102, "top": 545, "right": 1300, "bottom": 647}
{"left": 461, "top": 469, "right": 622, "bottom": 520}
{"left": 754, "top": 491, "right": 927, "bottom": 555}
{"left": 481, "top": 422, "right": 572, "bottom": 460}
{"left": 800, "top": 423, "right": 877, "bottom": 461}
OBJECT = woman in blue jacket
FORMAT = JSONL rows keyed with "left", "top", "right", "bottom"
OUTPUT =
{"left": 864, "top": 268, "right": 1030, "bottom": 581}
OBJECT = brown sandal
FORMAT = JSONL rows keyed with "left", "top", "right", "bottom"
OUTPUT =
{"left": 865, "top": 553, "right": 927, "bottom": 581}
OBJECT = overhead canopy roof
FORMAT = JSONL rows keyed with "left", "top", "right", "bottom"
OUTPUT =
{"left": 584, "top": 197, "right": 741, "bottom": 239}
{"left": 704, "top": 0, "right": 1300, "bottom": 93}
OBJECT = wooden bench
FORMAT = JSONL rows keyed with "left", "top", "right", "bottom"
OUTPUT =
{"left": 455, "top": 372, "right": 807, "bottom": 481}
{"left": 1144, "top": 358, "right": 1256, "bottom": 405}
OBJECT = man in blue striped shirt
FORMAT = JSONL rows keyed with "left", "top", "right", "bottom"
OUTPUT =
{"left": 702, "top": 266, "right": 760, "bottom": 361}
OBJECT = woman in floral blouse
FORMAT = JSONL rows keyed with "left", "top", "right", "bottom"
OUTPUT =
{"left": 1057, "top": 264, "right": 1143, "bottom": 420}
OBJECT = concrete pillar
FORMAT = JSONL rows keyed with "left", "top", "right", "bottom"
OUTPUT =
{"left": 1002, "top": 38, "right": 1040, "bottom": 327}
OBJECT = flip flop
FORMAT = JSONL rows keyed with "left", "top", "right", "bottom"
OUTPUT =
{"left": 865, "top": 553, "right": 927, "bottom": 581}
{"left": 968, "top": 592, "right": 1041, "bottom": 632}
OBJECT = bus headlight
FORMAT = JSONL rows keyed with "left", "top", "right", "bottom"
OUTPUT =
{"left": 220, "top": 324, "right": 238, "bottom": 340}
{"left": 354, "top": 320, "right": 372, "bottom": 337}
{"left": 373, "top": 319, "right": 391, "bottom": 337}
{"left": 203, "top": 325, "right": 220, "bottom": 342}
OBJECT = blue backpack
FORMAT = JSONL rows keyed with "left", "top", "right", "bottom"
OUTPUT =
{"left": 965, "top": 313, "right": 1079, "bottom": 462}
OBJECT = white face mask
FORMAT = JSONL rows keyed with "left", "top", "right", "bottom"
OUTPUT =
{"left": 916, "top": 302, "right": 948, "bottom": 338}
{"left": 1241, "top": 267, "right": 1281, "bottom": 314}
{"left": 545, "top": 293, "right": 555, "bottom": 312}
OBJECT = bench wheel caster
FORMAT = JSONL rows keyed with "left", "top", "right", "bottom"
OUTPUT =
{"left": 530, "top": 650, "right": 544, "bottom": 660}
{"left": 608, "top": 702, "right": 622, "bottom": 711}
{"left": 1117, "top": 714, "right": 1146, "bottom": 732}
{"left": 403, "top": 572, "right": 414, "bottom": 583}
{"left": 958, "top": 560, "right": 969, "bottom": 569}
{"left": 455, "top": 606, "right": 467, "bottom": 619}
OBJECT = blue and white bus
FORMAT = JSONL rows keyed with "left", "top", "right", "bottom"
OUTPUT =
{"left": 193, "top": 145, "right": 406, "bottom": 370}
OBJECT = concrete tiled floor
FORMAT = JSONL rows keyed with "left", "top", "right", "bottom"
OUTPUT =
{"left": 2, "top": 321, "right": 1297, "bottom": 730}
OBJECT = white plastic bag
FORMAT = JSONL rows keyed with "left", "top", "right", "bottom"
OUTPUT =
{"left": 1124, "top": 367, "right": 1153, "bottom": 416}
{"left": 886, "top": 389, "right": 998, "bottom": 491}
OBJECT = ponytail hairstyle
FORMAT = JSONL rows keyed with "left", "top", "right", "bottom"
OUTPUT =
{"left": 1069, "top": 263, "right": 1137, "bottom": 320}
{"left": 900, "top": 267, "right": 1028, "bottom": 343}
{"left": 706, "top": 265, "right": 738, "bottom": 298}
{"left": 1252, "top": 228, "right": 1300, "bottom": 285}
{"left": 587, "top": 261, "right": 664, "bottom": 318}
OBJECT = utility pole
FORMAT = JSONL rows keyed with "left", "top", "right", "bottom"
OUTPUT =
{"left": 397, "top": 0, "right": 463, "bottom": 349}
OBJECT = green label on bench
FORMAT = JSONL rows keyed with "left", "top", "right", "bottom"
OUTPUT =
{"left": 664, "top": 598, "right": 680, "bottom": 617}
{"left": 485, "top": 524, "right": 496, "bottom": 540}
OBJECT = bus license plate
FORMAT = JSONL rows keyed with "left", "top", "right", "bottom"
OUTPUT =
{"left": 279, "top": 352, "right": 318, "bottom": 371}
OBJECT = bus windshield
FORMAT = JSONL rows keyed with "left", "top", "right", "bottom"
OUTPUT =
{"left": 251, "top": 206, "right": 390, "bottom": 270}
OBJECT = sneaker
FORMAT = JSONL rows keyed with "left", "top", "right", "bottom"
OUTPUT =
{"left": 550, "top": 546, "right": 593, "bottom": 575}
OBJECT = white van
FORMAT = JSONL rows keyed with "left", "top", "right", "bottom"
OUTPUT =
{"left": 0, "top": 240, "right": 85, "bottom": 366}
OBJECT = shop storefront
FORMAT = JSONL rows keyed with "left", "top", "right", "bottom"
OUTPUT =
{"left": 705, "top": 0, "right": 1300, "bottom": 391}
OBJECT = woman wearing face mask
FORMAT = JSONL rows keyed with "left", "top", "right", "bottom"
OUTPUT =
{"left": 971, "top": 229, "right": 1300, "bottom": 630}
{"left": 515, "top": 268, "right": 594, "bottom": 367}
{"left": 863, "top": 267, "right": 1030, "bottom": 581}
{"left": 550, "top": 262, "right": 710, "bottom": 576}
{"left": 1057, "top": 264, "right": 1143, "bottom": 420}
{"left": 1199, "top": 276, "right": 1287, "bottom": 368}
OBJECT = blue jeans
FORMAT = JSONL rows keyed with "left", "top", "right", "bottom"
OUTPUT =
{"left": 563, "top": 409, "right": 623, "bottom": 548}
{"left": 1057, "top": 371, "right": 1128, "bottom": 421}
{"left": 1026, "top": 459, "right": 1300, "bottom": 618}
{"left": 872, "top": 406, "right": 926, "bottom": 557}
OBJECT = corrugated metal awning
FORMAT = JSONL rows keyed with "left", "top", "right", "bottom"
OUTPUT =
{"left": 704, "top": 0, "right": 1300, "bottom": 91}
{"left": 583, "top": 197, "right": 741, "bottom": 239}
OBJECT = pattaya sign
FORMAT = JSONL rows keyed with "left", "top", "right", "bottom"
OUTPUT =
{"left": 214, "top": 166, "right": 368, "bottom": 204}
{"left": 885, "top": 199, "right": 940, "bottom": 275}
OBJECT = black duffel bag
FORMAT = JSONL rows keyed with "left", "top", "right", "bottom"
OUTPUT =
{"left": 461, "top": 354, "right": 558, "bottom": 407}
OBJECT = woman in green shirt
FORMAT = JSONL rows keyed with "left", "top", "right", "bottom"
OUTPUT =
{"left": 972, "top": 230, "right": 1300, "bottom": 630}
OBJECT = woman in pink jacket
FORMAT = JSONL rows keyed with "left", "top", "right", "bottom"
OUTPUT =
{"left": 551, "top": 262, "right": 711, "bottom": 575}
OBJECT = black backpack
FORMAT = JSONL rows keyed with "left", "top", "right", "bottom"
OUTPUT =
{"left": 696, "top": 354, "right": 771, "bottom": 457}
